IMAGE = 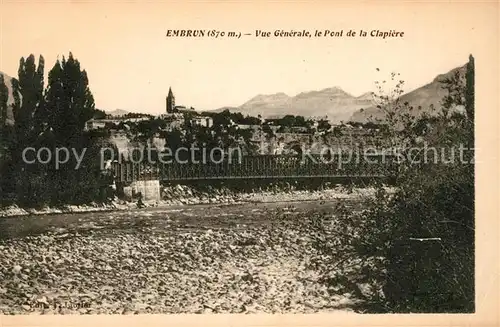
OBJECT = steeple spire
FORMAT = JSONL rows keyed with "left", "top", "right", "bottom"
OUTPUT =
{"left": 166, "top": 86, "right": 175, "bottom": 113}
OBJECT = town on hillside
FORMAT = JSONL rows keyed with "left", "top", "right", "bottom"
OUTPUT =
{"left": 85, "top": 86, "right": 391, "bottom": 156}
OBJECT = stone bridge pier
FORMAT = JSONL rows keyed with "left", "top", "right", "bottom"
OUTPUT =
{"left": 120, "top": 179, "right": 161, "bottom": 202}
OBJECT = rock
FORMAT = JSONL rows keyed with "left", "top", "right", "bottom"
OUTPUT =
{"left": 12, "top": 265, "right": 22, "bottom": 274}
{"left": 36, "top": 296, "right": 49, "bottom": 305}
{"left": 78, "top": 308, "right": 90, "bottom": 314}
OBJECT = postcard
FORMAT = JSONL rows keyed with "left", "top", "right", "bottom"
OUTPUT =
{"left": 0, "top": 1, "right": 498, "bottom": 326}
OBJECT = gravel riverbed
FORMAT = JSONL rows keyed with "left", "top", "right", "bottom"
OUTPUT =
{"left": 0, "top": 200, "right": 366, "bottom": 314}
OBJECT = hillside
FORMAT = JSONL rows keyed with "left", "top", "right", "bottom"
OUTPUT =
{"left": 214, "top": 87, "right": 375, "bottom": 123}
{"left": 106, "top": 109, "right": 130, "bottom": 117}
{"left": 3, "top": 64, "right": 467, "bottom": 126}
{"left": 211, "top": 106, "right": 240, "bottom": 114}
{"left": 213, "top": 64, "right": 467, "bottom": 124}
{"left": 349, "top": 64, "right": 467, "bottom": 123}
{"left": 0, "top": 72, "right": 17, "bottom": 125}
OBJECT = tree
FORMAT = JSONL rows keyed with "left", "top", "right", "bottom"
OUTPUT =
{"left": 0, "top": 74, "right": 8, "bottom": 126}
{"left": 262, "top": 124, "right": 275, "bottom": 139}
{"left": 440, "top": 69, "right": 466, "bottom": 119}
{"left": 317, "top": 119, "right": 331, "bottom": 132}
{"left": 240, "top": 115, "right": 261, "bottom": 125}
{"left": 212, "top": 109, "right": 232, "bottom": 126}
{"left": 93, "top": 108, "right": 108, "bottom": 119}
{"left": 312, "top": 61, "right": 475, "bottom": 312}
{"left": 45, "top": 53, "right": 95, "bottom": 146}
{"left": 294, "top": 115, "right": 307, "bottom": 127}
{"left": 331, "top": 126, "right": 342, "bottom": 137}
{"left": 42, "top": 54, "right": 111, "bottom": 206}
{"left": 11, "top": 55, "right": 45, "bottom": 147}
{"left": 0, "top": 74, "right": 10, "bottom": 202}
{"left": 279, "top": 115, "right": 296, "bottom": 127}
{"left": 465, "top": 55, "right": 474, "bottom": 122}
{"left": 162, "top": 128, "right": 184, "bottom": 152}
{"left": 0, "top": 53, "right": 114, "bottom": 207}
{"left": 1, "top": 55, "right": 46, "bottom": 205}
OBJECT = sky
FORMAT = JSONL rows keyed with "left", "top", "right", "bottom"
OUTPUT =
{"left": 0, "top": 2, "right": 496, "bottom": 115}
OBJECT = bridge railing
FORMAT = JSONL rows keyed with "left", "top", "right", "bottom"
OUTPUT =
{"left": 112, "top": 154, "right": 399, "bottom": 182}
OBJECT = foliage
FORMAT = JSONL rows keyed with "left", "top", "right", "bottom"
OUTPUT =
{"left": 44, "top": 53, "right": 95, "bottom": 146}
{"left": 131, "top": 118, "right": 167, "bottom": 142}
{"left": 203, "top": 109, "right": 261, "bottom": 126}
{"left": 123, "top": 112, "right": 154, "bottom": 119}
{"left": 0, "top": 53, "right": 114, "bottom": 208}
{"left": 267, "top": 115, "right": 310, "bottom": 129}
{"left": 346, "top": 121, "right": 382, "bottom": 130}
{"left": 465, "top": 55, "right": 475, "bottom": 122}
{"left": 262, "top": 124, "right": 275, "bottom": 139}
{"left": 0, "top": 75, "right": 9, "bottom": 197}
{"left": 93, "top": 108, "right": 107, "bottom": 119}
{"left": 317, "top": 119, "right": 331, "bottom": 132}
{"left": 309, "top": 57, "right": 475, "bottom": 312}
{"left": 0, "top": 74, "right": 8, "bottom": 126}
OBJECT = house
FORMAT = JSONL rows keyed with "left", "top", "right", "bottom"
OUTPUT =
{"left": 85, "top": 119, "right": 118, "bottom": 130}
{"left": 85, "top": 120, "right": 107, "bottom": 130}
{"left": 290, "top": 126, "right": 309, "bottom": 133}
{"left": 124, "top": 117, "right": 150, "bottom": 123}
{"left": 174, "top": 105, "right": 196, "bottom": 113}
{"left": 236, "top": 124, "right": 260, "bottom": 130}
{"left": 191, "top": 116, "right": 213, "bottom": 128}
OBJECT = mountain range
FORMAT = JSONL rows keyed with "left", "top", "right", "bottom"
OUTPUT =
{"left": 105, "top": 109, "right": 129, "bottom": 117}
{"left": 214, "top": 87, "right": 374, "bottom": 123}
{"left": 349, "top": 64, "right": 466, "bottom": 123}
{"left": 214, "top": 64, "right": 466, "bottom": 123}
{"left": 1, "top": 63, "right": 465, "bottom": 126}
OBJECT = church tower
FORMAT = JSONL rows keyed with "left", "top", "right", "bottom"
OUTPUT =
{"left": 166, "top": 87, "right": 175, "bottom": 113}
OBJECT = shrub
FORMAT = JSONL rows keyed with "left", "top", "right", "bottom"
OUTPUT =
{"left": 309, "top": 58, "right": 475, "bottom": 312}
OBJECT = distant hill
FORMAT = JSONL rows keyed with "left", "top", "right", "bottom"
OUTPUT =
{"left": 349, "top": 64, "right": 467, "bottom": 123}
{"left": 106, "top": 109, "right": 130, "bottom": 117}
{"left": 210, "top": 106, "right": 239, "bottom": 114}
{"left": 3, "top": 64, "right": 468, "bottom": 127}
{"left": 212, "top": 64, "right": 467, "bottom": 124}
{"left": 0, "top": 71, "right": 17, "bottom": 125}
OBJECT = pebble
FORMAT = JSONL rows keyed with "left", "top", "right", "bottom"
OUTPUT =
{"left": 0, "top": 193, "right": 377, "bottom": 314}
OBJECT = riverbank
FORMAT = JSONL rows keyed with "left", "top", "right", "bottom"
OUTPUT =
{"left": 0, "top": 185, "right": 393, "bottom": 218}
{"left": 0, "top": 200, "right": 368, "bottom": 314}
{"left": 159, "top": 184, "right": 386, "bottom": 205}
{"left": 0, "top": 202, "right": 124, "bottom": 218}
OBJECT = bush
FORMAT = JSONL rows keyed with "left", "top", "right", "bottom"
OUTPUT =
{"left": 309, "top": 59, "right": 475, "bottom": 312}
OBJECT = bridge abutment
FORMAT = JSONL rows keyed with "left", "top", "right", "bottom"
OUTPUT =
{"left": 121, "top": 179, "right": 161, "bottom": 202}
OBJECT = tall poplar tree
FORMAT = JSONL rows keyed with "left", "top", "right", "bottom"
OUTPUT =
{"left": 11, "top": 55, "right": 45, "bottom": 147}
{"left": 0, "top": 74, "right": 9, "bottom": 200}
{"left": 45, "top": 53, "right": 95, "bottom": 146}
{"left": 43, "top": 53, "right": 106, "bottom": 204}
{"left": 5, "top": 55, "right": 46, "bottom": 205}
{"left": 0, "top": 74, "right": 8, "bottom": 127}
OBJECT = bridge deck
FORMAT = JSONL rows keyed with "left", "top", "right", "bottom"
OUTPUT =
{"left": 112, "top": 154, "right": 398, "bottom": 183}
